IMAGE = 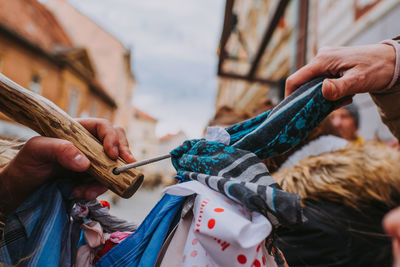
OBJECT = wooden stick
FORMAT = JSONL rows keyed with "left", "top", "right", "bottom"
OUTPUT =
{"left": 0, "top": 73, "right": 143, "bottom": 198}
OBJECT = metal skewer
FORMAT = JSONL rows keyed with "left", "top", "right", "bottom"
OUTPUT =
{"left": 113, "top": 154, "right": 172, "bottom": 175}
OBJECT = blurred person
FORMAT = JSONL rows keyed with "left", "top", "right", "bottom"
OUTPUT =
{"left": 285, "top": 38, "right": 400, "bottom": 265}
{"left": 273, "top": 140, "right": 399, "bottom": 266}
{"left": 0, "top": 118, "right": 135, "bottom": 231}
{"left": 329, "top": 103, "right": 363, "bottom": 144}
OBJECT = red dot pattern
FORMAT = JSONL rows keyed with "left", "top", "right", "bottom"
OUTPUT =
{"left": 237, "top": 254, "right": 247, "bottom": 264}
{"left": 207, "top": 219, "right": 215, "bottom": 229}
{"left": 195, "top": 198, "right": 210, "bottom": 232}
{"left": 252, "top": 259, "right": 261, "bottom": 267}
{"left": 190, "top": 250, "right": 198, "bottom": 258}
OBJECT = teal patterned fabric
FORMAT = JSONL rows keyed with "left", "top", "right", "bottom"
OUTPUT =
{"left": 171, "top": 77, "right": 345, "bottom": 227}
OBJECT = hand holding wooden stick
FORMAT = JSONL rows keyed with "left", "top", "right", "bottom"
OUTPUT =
{"left": 0, "top": 73, "right": 143, "bottom": 198}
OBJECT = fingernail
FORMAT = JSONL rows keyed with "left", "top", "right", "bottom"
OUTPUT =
{"left": 73, "top": 154, "right": 90, "bottom": 168}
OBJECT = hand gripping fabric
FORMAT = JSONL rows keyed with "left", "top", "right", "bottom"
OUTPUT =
{"left": 170, "top": 77, "right": 345, "bottom": 227}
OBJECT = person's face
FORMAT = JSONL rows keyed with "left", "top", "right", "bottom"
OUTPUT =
{"left": 329, "top": 108, "right": 358, "bottom": 141}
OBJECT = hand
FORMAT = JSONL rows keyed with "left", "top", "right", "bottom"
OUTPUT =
{"left": 0, "top": 118, "right": 135, "bottom": 215}
{"left": 285, "top": 44, "right": 396, "bottom": 100}
{"left": 383, "top": 207, "right": 400, "bottom": 266}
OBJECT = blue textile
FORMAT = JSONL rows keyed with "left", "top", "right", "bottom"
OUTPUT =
{"left": 94, "top": 194, "right": 184, "bottom": 267}
{"left": 0, "top": 181, "right": 76, "bottom": 267}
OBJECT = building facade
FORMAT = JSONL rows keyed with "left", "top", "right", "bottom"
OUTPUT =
{"left": 128, "top": 108, "right": 161, "bottom": 186}
{"left": 157, "top": 131, "right": 188, "bottom": 185}
{"left": 46, "top": 0, "right": 136, "bottom": 130}
{"left": 0, "top": 0, "right": 116, "bottom": 139}
{"left": 215, "top": 0, "right": 400, "bottom": 140}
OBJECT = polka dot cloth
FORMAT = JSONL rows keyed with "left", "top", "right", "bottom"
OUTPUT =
{"left": 165, "top": 181, "right": 275, "bottom": 266}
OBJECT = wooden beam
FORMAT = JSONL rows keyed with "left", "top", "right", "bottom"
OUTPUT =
{"left": 296, "top": 0, "right": 309, "bottom": 70}
{"left": 217, "top": 0, "right": 235, "bottom": 76}
{"left": 247, "top": 0, "right": 291, "bottom": 79}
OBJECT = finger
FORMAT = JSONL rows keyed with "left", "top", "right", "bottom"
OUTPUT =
{"left": 115, "top": 126, "right": 136, "bottom": 163}
{"left": 24, "top": 136, "right": 90, "bottom": 172}
{"left": 77, "top": 118, "right": 119, "bottom": 159}
{"left": 84, "top": 184, "right": 108, "bottom": 200}
{"left": 285, "top": 60, "right": 329, "bottom": 97}
{"left": 384, "top": 207, "right": 400, "bottom": 236}
{"left": 322, "top": 69, "right": 360, "bottom": 100}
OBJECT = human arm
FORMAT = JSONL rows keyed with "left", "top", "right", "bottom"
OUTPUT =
{"left": 285, "top": 42, "right": 400, "bottom": 139}
{"left": 0, "top": 118, "right": 135, "bottom": 215}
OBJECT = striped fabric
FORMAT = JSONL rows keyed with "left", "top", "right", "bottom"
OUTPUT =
{"left": 0, "top": 181, "right": 76, "bottom": 266}
{"left": 171, "top": 77, "right": 345, "bottom": 226}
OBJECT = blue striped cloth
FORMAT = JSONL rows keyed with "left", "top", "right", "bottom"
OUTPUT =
{"left": 0, "top": 181, "right": 76, "bottom": 266}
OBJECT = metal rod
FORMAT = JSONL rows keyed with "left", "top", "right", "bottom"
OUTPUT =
{"left": 113, "top": 154, "right": 172, "bottom": 175}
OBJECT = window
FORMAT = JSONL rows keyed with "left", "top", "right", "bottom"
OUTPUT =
{"left": 29, "top": 74, "right": 42, "bottom": 95}
{"left": 68, "top": 87, "right": 79, "bottom": 118}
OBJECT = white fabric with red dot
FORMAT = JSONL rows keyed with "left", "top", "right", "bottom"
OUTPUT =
{"left": 164, "top": 181, "right": 275, "bottom": 266}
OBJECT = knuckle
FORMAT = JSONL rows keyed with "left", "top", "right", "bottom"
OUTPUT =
{"left": 356, "top": 73, "right": 365, "bottom": 83}
{"left": 57, "top": 140, "right": 75, "bottom": 154}
{"left": 115, "top": 126, "right": 126, "bottom": 134}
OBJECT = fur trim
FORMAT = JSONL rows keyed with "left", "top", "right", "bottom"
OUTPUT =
{"left": 273, "top": 141, "right": 400, "bottom": 209}
{"left": 279, "top": 135, "right": 348, "bottom": 170}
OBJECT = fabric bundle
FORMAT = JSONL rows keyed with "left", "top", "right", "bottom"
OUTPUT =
{"left": 170, "top": 77, "right": 343, "bottom": 227}
{"left": 0, "top": 77, "right": 344, "bottom": 266}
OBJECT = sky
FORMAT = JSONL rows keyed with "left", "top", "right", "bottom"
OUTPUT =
{"left": 68, "top": 0, "right": 225, "bottom": 138}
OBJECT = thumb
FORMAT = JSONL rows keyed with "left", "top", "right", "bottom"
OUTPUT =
{"left": 22, "top": 136, "right": 90, "bottom": 172}
{"left": 322, "top": 70, "right": 360, "bottom": 101}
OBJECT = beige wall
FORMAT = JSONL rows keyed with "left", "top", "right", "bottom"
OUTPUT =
{"left": 0, "top": 31, "right": 114, "bottom": 136}
{"left": 46, "top": 0, "right": 135, "bottom": 130}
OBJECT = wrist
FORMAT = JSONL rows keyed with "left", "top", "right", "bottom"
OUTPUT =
{"left": 380, "top": 40, "right": 400, "bottom": 90}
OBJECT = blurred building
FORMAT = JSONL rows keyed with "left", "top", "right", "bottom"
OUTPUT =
{"left": 215, "top": 0, "right": 400, "bottom": 140}
{"left": 128, "top": 108, "right": 160, "bottom": 186}
{"left": 46, "top": 0, "right": 136, "bottom": 130}
{"left": 157, "top": 131, "right": 188, "bottom": 184}
{"left": 0, "top": 0, "right": 116, "bottom": 139}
